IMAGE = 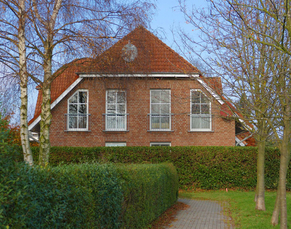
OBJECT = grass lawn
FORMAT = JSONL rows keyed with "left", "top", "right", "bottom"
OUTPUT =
{"left": 179, "top": 190, "right": 291, "bottom": 229}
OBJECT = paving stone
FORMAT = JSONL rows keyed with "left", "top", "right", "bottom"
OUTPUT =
{"left": 166, "top": 198, "right": 234, "bottom": 229}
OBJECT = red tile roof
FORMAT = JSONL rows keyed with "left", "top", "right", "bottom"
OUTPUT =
{"left": 79, "top": 26, "right": 199, "bottom": 74}
{"left": 29, "top": 26, "right": 221, "bottom": 126}
{"left": 30, "top": 58, "right": 92, "bottom": 123}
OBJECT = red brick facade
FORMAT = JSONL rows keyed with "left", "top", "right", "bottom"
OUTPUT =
{"left": 29, "top": 26, "right": 237, "bottom": 147}
{"left": 49, "top": 77, "right": 235, "bottom": 147}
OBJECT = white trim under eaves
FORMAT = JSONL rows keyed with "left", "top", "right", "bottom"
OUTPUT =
{"left": 78, "top": 73, "right": 200, "bottom": 78}
{"left": 196, "top": 78, "right": 224, "bottom": 105}
{"left": 28, "top": 78, "right": 83, "bottom": 131}
{"left": 235, "top": 115, "right": 252, "bottom": 131}
{"left": 235, "top": 136, "right": 246, "bottom": 146}
{"left": 79, "top": 73, "right": 224, "bottom": 106}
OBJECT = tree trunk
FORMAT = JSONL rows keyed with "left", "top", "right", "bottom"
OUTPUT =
{"left": 271, "top": 189, "right": 280, "bottom": 226}
{"left": 19, "top": 0, "right": 33, "bottom": 166}
{"left": 39, "top": 53, "right": 52, "bottom": 167}
{"left": 39, "top": 83, "right": 51, "bottom": 167}
{"left": 255, "top": 139, "right": 265, "bottom": 210}
{"left": 271, "top": 116, "right": 290, "bottom": 228}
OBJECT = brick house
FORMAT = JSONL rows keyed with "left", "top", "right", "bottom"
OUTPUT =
{"left": 28, "top": 26, "right": 251, "bottom": 147}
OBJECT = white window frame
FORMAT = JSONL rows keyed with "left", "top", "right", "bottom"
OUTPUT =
{"left": 190, "top": 89, "right": 212, "bottom": 131}
{"left": 105, "top": 142, "right": 127, "bottom": 147}
{"left": 150, "top": 142, "right": 171, "bottom": 146}
{"left": 67, "top": 89, "right": 89, "bottom": 131}
{"left": 105, "top": 90, "right": 127, "bottom": 131}
{"left": 150, "top": 89, "right": 171, "bottom": 131}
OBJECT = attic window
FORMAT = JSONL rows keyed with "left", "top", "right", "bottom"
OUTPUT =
{"left": 121, "top": 41, "right": 138, "bottom": 62}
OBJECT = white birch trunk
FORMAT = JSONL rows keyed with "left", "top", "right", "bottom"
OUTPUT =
{"left": 19, "top": 0, "right": 33, "bottom": 166}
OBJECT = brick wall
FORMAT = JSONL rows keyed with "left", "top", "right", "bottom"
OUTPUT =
{"left": 50, "top": 77, "right": 235, "bottom": 146}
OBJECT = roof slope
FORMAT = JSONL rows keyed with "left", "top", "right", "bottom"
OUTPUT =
{"left": 30, "top": 58, "right": 92, "bottom": 121}
{"left": 29, "top": 26, "right": 219, "bottom": 127}
{"left": 79, "top": 26, "right": 199, "bottom": 74}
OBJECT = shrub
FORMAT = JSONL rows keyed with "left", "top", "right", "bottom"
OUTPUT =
{"left": 0, "top": 162, "right": 124, "bottom": 228}
{"left": 28, "top": 146, "right": 285, "bottom": 190}
{"left": 117, "top": 163, "right": 178, "bottom": 228}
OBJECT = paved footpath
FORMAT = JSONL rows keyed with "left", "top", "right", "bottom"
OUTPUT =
{"left": 166, "top": 198, "right": 234, "bottom": 229}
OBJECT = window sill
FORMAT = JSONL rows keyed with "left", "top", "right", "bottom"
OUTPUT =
{"left": 103, "top": 130, "right": 129, "bottom": 133}
{"left": 188, "top": 130, "right": 213, "bottom": 133}
{"left": 147, "top": 130, "right": 174, "bottom": 132}
{"left": 65, "top": 130, "right": 91, "bottom": 132}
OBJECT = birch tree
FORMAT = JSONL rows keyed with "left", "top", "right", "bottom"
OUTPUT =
{"left": 26, "top": 0, "right": 154, "bottom": 166}
{"left": 0, "top": 0, "right": 34, "bottom": 165}
{"left": 178, "top": 0, "right": 291, "bottom": 227}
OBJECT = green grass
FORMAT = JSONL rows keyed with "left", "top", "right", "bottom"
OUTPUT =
{"left": 179, "top": 190, "right": 291, "bottom": 228}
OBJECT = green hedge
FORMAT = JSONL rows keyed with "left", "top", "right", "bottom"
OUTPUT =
{"left": 1, "top": 159, "right": 124, "bottom": 228}
{"left": 118, "top": 163, "right": 178, "bottom": 228}
{"left": 28, "top": 146, "right": 286, "bottom": 190}
{"left": 1, "top": 151, "right": 178, "bottom": 228}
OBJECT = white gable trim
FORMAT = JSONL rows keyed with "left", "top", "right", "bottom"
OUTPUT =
{"left": 79, "top": 73, "right": 224, "bottom": 105}
{"left": 196, "top": 78, "right": 224, "bottom": 105}
{"left": 78, "top": 73, "right": 200, "bottom": 78}
{"left": 235, "top": 136, "right": 246, "bottom": 146}
{"left": 28, "top": 78, "right": 83, "bottom": 131}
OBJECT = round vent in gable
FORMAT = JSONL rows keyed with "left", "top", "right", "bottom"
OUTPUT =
{"left": 121, "top": 41, "right": 138, "bottom": 62}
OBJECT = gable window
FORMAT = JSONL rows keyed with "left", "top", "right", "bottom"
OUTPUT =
{"left": 190, "top": 90, "right": 211, "bottom": 131}
{"left": 150, "top": 89, "right": 171, "bottom": 131}
{"left": 106, "top": 90, "right": 127, "bottom": 131}
{"left": 67, "top": 90, "right": 88, "bottom": 131}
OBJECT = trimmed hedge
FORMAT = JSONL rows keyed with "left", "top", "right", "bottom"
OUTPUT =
{"left": 1, "top": 153, "right": 178, "bottom": 228}
{"left": 1, "top": 160, "right": 124, "bottom": 228}
{"left": 118, "top": 163, "right": 178, "bottom": 228}
{"left": 27, "top": 146, "right": 286, "bottom": 190}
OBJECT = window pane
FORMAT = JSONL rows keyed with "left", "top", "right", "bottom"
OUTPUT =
{"left": 201, "top": 93, "right": 208, "bottom": 103}
{"left": 117, "top": 104, "right": 125, "bottom": 114}
{"left": 117, "top": 92, "right": 125, "bottom": 103}
{"left": 69, "top": 104, "right": 77, "bottom": 114}
{"left": 151, "top": 116, "right": 160, "bottom": 129}
{"left": 69, "top": 116, "right": 77, "bottom": 129}
{"left": 192, "top": 91, "right": 200, "bottom": 103}
{"left": 106, "top": 142, "right": 126, "bottom": 147}
{"left": 79, "top": 104, "right": 87, "bottom": 114}
{"left": 201, "top": 104, "right": 210, "bottom": 114}
{"left": 107, "top": 104, "right": 116, "bottom": 113}
{"left": 78, "top": 116, "right": 87, "bottom": 128}
{"left": 192, "top": 104, "right": 200, "bottom": 114}
{"left": 107, "top": 91, "right": 116, "bottom": 103}
{"left": 161, "top": 104, "right": 170, "bottom": 114}
{"left": 151, "top": 104, "right": 160, "bottom": 114}
{"left": 201, "top": 116, "right": 211, "bottom": 129}
{"left": 151, "top": 91, "right": 160, "bottom": 103}
{"left": 107, "top": 116, "right": 116, "bottom": 129}
{"left": 161, "top": 116, "right": 170, "bottom": 129}
{"left": 79, "top": 92, "right": 87, "bottom": 103}
{"left": 116, "top": 116, "right": 126, "bottom": 129}
{"left": 69, "top": 93, "right": 78, "bottom": 103}
{"left": 161, "top": 90, "right": 170, "bottom": 103}
{"left": 191, "top": 116, "right": 201, "bottom": 129}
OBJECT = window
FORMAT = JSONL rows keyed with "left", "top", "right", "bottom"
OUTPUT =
{"left": 106, "top": 90, "right": 126, "bottom": 131}
{"left": 150, "top": 89, "right": 171, "bottom": 130}
{"left": 150, "top": 142, "right": 171, "bottom": 146}
{"left": 190, "top": 90, "right": 211, "bottom": 131}
{"left": 105, "top": 142, "right": 126, "bottom": 147}
{"left": 67, "top": 90, "right": 88, "bottom": 130}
